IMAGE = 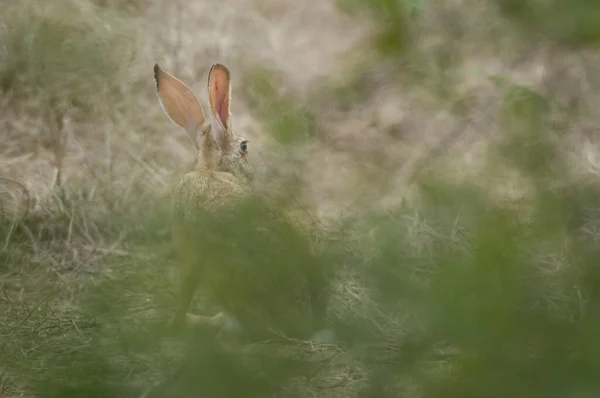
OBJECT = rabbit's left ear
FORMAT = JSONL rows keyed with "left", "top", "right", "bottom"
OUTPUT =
{"left": 207, "top": 63, "right": 233, "bottom": 148}
{"left": 154, "top": 64, "right": 206, "bottom": 150}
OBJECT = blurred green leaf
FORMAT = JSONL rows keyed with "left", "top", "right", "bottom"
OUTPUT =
{"left": 242, "top": 66, "right": 317, "bottom": 145}
{"left": 497, "top": 0, "right": 600, "bottom": 47}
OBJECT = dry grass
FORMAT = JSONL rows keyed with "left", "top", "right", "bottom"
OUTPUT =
{"left": 3, "top": 0, "right": 600, "bottom": 396}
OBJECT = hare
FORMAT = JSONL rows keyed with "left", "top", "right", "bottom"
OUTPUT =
{"left": 153, "top": 63, "right": 334, "bottom": 342}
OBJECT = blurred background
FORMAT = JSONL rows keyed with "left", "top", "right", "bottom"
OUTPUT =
{"left": 3, "top": 0, "right": 600, "bottom": 397}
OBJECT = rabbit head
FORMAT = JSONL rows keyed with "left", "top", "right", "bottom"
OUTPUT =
{"left": 153, "top": 63, "right": 253, "bottom": 181}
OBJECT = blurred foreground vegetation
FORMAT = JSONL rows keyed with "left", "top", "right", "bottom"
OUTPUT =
{"left": 3, "top": 0, "right": 600, "bottom": 397}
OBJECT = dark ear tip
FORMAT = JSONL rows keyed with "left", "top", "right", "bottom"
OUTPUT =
{"left": 153, "top": 63, "right": 160, "bottom": 87}
{"left": 209, "top": 63, "right": 230, "bottom": 79}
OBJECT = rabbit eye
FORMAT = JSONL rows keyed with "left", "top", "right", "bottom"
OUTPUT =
{"left": 240, "top": 141, "right": 248, "bottom": 151}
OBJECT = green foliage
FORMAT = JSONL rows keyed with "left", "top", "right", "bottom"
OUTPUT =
{"left": 142, "top": 331, "right": 315, "bottom": 398}
{"left": 492, "top": 78, "right": 563, "bottom": 182}
{"left": 353, "top": 80, "right": 600, "bottom": 397}
{"left": 337, "top": 0, "right": 413, "bottom": 56}
{"left": 176, "top": 193, "right": 339, "bottom": 340}
{"left": 242, "top": 66, "right": 318, "bottom": 145}
{"left": 496, "top": 0, "right": 600, "bottom": 47}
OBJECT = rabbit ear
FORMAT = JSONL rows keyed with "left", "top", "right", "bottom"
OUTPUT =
{"left": 154, "top": 64, "right": 206, "bottom": 150}
{"left": 207, "top": 63, "right": 233, "bottom": 148}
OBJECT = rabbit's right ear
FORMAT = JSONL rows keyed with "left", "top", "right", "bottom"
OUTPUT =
{"left": 207, "top": 64, "right": 233, "bottom": 149}
{"left": 154, "top": 64, "right": 206, "bottom": 150}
